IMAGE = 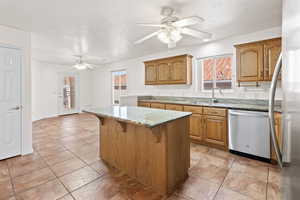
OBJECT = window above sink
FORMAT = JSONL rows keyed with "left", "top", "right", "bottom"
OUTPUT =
{"left": 199, "top": 54, "right": 233, "bottom": 91}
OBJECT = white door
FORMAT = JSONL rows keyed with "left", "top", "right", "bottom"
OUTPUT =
{"left": 0, "top": 46, "right": 22, "bottom": 160}
{"left": 58, "top": 72, "right": 80, "bottom": 115}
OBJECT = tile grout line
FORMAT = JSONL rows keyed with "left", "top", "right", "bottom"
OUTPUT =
{"left": 5, "top": 154, "right": 49, "bottom": 179}
{"left": 59, "top": 135, "right": 107, "bottom": 177}
{"left": 41, "top": 130, "right": 106, "bottom": 198}
{"left": 212, "top": 156, "right": 235, "bottom": 200}
{"left": 35, "top": 149, "right": 74, "bottom": 199}
{"left": 5, "top": 159, "right": 18, "bottom": 199}
{"left": 31, "top": 119, "right": 99, "bottom": 199}
{"left": 266, "top": 167, "right": 270, "bottom": 200}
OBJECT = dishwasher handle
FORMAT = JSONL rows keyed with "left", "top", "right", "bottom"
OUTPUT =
{"left": 229, "top": 110, "right": 268, "bottom": 118}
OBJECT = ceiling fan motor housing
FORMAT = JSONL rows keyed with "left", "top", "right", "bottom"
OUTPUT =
{"left": 161, "top": 6, "right": 174, "bottom": 17}
{"left": 161, "top": 7, "right": 179, "bottom": 25}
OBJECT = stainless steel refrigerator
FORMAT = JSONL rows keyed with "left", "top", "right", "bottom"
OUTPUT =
{"left": 276, "top": 0, "right": 300, "bottom": 199}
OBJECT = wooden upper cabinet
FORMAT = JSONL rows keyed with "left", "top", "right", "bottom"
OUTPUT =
{"left": 235, "top": 37, "right": 281, "bottom": 84}
{"left": 144, "top": 54, "right": 192, "bottom": 85}
{"left": 236, "top": 43, "right": 264, "bottom": 82}
{"left": 157, "top": 61, "right": 171, "bottom": 82}
{"left": 264, "top": 38, "right": 282, "bottom": 81}
{"left": 145, "top": 62, "right": 157, "bottom": 84}
{"left": 169, "top": 57, "right": 188, "bottom": 83}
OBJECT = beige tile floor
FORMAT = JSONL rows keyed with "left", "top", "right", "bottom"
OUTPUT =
{"left": 0, "top": 113, "right": 282, "bottom": 200}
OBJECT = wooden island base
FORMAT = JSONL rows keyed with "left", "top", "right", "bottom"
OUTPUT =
{"left": 98, "top": 116, "right": 190, "bottom": 196}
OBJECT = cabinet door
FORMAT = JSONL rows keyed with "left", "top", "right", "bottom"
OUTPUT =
{"left": 150, "top": 103, "right": 165, "bottom": 109}
{"left": 264, "top": 38, "right": 282, "bottom": 81}
{"left": 271, "top": 112, "right": 283, "bottom": 161}
{"left": 145, "top": 62, "right": 157, "bottom": 84}
{"left": 203, "top": 115, "right": 227, "bottom": 149}
{"left": 165, "top": 104, "right": 183, "bottom": 111}
{"left": 138, "top": 102, "right": 151, "bottom": 107}
{"left": 189, "top": 114, "right": 204, "bottom": 141}
{"left": 236, "top": 43, "right": 264, "bottom": 82}
{"left": 157, "top": 61, "right": 170, "bottom": 82}
{"left": 169, "top": 57, "right": 187, "bottom": 83}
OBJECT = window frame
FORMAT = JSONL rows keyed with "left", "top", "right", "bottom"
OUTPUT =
{"left": 111, "top": 69, "right": 127, "bottom": 105}
{"left": 199, "top": 54, "right": 234, "bottom": 92}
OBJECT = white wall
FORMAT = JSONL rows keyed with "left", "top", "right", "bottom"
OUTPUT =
{"left": 91, "top": 27, "right": 282, "bottom": 107}
{"left": 31, "top": 60, "right": 93, "bottom": 121}
{"left": 0, "top": 25, "right": 32, "bottom": 155}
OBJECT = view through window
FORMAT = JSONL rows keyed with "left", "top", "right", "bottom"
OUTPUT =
{"left": 112, "top": 70, "right": 127, "bottom": 105}
{"left": 202, "top": 55, "right": 232, "bottom": 90}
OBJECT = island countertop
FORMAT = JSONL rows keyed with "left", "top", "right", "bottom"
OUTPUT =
{"left": 84, "top": 106, "right": 192, "bottom": 128}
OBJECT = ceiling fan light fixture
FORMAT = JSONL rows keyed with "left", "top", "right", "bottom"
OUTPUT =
{"left": 157, "top": 28, "right": 182, "bottom": 44}
{"left": 74, "top": 63, "right": 89, "bottom": 70}
{"left": 203, "top": 38, "right": 211, "bottom": 42}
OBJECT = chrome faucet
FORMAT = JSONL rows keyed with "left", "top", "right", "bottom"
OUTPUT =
{"left": 211, "top": 87, "right": 223, "bottom": 104}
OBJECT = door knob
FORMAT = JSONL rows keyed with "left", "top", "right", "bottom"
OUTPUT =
{"left": 10, "top": 106, "right": 21, "bottom": 111}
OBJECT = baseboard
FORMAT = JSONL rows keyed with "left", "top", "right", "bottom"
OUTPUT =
{"left": 22, "top": 147, "right": 33, "bottom": 156}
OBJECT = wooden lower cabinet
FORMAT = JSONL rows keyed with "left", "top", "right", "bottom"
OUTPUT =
{"left": 189, "top": 114, "right": 204, "bottom": 141}
{"left": 184, "top": 106, "right": 228, "bottom": 150}
{"left": 139, "top": 102, "right": 228, "bottom": 150}
{"left": 165, "top": 104, "right": 183, "bottom": 111}
{"left": 138, "top": 102, "right": 150, "bottom": 107}
{"left": 271, "top": 112, "right": 283, "bottom": 162}
{"left": 150, "top": 103, "right": 166, "bottom": 109}
{"left": 203, "top": 115, "right": 228, "bottom": 150}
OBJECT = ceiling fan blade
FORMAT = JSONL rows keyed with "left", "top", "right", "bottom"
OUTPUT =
{"left": 134, "top": 31, "right": 161, "bottom": 44}
{"left": 172, "top": 16, "right": 204, "bottom": 27}
{"left": 137, "top": 23, "right": 166, "bottom": 28}
{"left": 181, "top": 28, "right": 212, "bottom": 39}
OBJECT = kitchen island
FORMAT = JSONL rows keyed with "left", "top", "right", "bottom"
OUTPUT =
{"left": 84, "top": 106, "right": 192, "bottom": 196}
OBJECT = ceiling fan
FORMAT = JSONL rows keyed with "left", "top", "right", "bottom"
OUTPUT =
{"left": 134, "top": 7, "right": 212, "bottom": 48}
{"left": 73, "top": 55, "right": 100, "bottom": 70}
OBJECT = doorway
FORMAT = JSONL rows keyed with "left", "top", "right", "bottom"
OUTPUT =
{"left": 58, "top": 72, "right": 80, "bottom": 115}
{"left": 0, "top": 46, "right": 22, "bottom": 160}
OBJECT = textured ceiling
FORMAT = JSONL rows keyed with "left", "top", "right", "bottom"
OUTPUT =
{"left": 0, "top": 0, "right": 282, "bottom": 65}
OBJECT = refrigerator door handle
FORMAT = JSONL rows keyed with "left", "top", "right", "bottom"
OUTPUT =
{"left": 268, "top": 52, "right": 283, "bottom": 168}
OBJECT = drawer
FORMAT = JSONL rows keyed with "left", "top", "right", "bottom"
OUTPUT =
{"left": 150, "top": 103, "right": 166, "bottom": 109}
{"left": 203, "top": 107, "right": 227, "bottom": 117}
{"left": 183, "top": 106, "right": 203, "bottom": 114}
{"left": 165, "top": 104, "right": 183, "bottom": 111}
{"left": 138, "top": 102, "right": 151, "bottom": 107}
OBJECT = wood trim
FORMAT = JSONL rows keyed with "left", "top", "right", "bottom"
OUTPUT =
{"left": 234, "top": 37, "right": 282, "bottom": 48}
{"left": 150, "top": 103, "right": 166, "bottom": 109}
{"left": 183, "top": 105, "right": 203, "bottom": 114}
{"left": 203, "top": 107, "right": 227, "bottom": 117}
{"left": 95, "top": 116, "right": 105, "bottom": 125}
{"left": 165, "top": 104, "right": 184, "bottom": 111}
{"left": 144, "top": 54, "right": 193, "bottom": 63}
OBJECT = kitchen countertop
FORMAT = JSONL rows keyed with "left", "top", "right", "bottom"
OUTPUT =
{"left": 138, "top": 96, "right": 282, "bottom": 112}
{"left": 84, "top": 106, "right": 192, "bottom": 128}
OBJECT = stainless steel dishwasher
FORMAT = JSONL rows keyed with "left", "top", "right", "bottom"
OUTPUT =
{"left": 228, "top": 109, "right": 270, "bottom": 160}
